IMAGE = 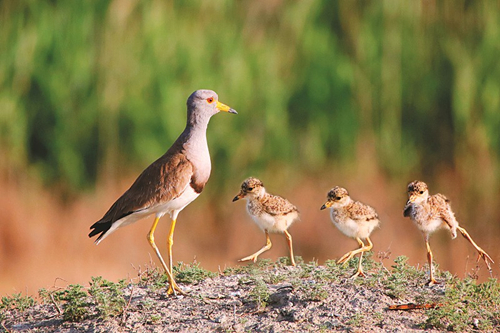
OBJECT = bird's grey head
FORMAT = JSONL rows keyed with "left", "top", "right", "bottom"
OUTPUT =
{"left": 186, "top": 90, "right": 237, "bottom": 126}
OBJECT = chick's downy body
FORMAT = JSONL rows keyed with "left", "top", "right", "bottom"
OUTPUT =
{"left": 233, "top": 177, "right": 299, "bottom": 266}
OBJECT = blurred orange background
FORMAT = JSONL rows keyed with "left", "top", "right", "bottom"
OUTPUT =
{"left": 1, "top": 166, "right": 497, "bottom": 296}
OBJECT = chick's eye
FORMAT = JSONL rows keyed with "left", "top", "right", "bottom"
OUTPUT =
{"left": 206, "top": 97, "right": 214, "bottom": 103}
{"left": 247, "top": 187, "right": 253, "bottom": 191}
{"left": 336, "top": 196, "right": 341, "bottom": 200}
{"left": 419, "top": 191, "right": 424, "bottom": 194}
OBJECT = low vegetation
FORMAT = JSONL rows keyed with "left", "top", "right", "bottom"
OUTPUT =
{"left": 1, "top": 255, "right": 499, "bottom": 332}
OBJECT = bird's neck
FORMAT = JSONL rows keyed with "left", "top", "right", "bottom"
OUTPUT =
{"left": 179, "top": 120, "right": 211, "bottom": 179}
{"left": 182, "top": 120, "right": 209, "bottom": 149}
{"left": 248, "top": 189, "right": 267, "bottom": 203}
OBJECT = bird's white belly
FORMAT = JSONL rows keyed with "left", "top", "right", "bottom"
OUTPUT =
{"left": 331, "top": 214, "right": 376, "bottom": 240}
{"left": 415, "top": 218, "right": 445, "bottom": 235}
{"left": 333, "top": 218, "right": 360, "bottom": 238}
{"left": 116, "top": 185, "right": 200, "bottom": 230}
{"left": 249, "top": 210, "right": 298, "bottom": 233}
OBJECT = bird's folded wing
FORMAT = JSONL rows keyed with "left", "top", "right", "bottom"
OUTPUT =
{"left": 349, "top": 201, "right": 379, "bottom": 222}
{"left": 430, "top": 194, "right": 457, "bottom": 232}
{"left": 98, "top": 152, "right": 193, "bottom": 224}
{"left": 262, "top": 195, "right": 298, "bottom": 216}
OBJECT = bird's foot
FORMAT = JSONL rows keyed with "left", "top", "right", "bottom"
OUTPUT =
{"left": 239, "top": 255, "right": 259, "bottom": 263}
{"left": 476, "top": 250, "right": 494, "bottom": 273}
{"left": 350, "top": 269, "right": 365, "bottom": 279}
{"left": 426, "top": 278, "right": 440, "bottom": 287}
{"left": 166, "top": 279, "right": 186, "bottom": 296}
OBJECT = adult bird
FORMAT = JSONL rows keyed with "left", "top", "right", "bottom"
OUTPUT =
{"left": 89, "top": 90, "right": 237, "bottom": 295}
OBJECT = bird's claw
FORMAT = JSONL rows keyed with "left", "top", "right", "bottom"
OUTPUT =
{"left": 477, "top": 251, "right": 494, "bottom": 273}
{"left": 350, "top": 270, "right": 365, "bottom": 279}
{"left": 239, "top": 255, "right": 259, "bottom": 263}
{"left": 166, "top": 280, "right": 186, "bottom": 296}
{"left": 426, "top": 279, "right": 440, "bottom": 286}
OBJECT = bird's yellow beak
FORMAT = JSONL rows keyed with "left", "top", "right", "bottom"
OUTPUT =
{"left": 217, "top": 100, "right": 238, "bottom": 114}
{"left": 320, "top": 201, "right": 333, "bottom": 210}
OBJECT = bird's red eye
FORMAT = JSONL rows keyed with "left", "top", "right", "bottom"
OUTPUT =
{"left": 207, "top": 97, "right": 214, "bottom": 103}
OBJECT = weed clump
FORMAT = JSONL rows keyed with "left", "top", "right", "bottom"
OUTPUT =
{"left": 52, "top": 284, "right": 89, "bottom": 322}
{"left": 383, "top": 256, "right": 425, "bottom": 299}
{"left": 423, "top": 277, "right": 500, "bottom": 331}
{"left": 249, "top": 278, "right": 271, "bottom": 308}
{"left": 88, "top": 277, "right": 127, "bottom": 319}
{"left": 173, "top": 261, "right": 217, "bottom": 284}
{"left": 0, "top": 293, "right": 35, "bottom": 321}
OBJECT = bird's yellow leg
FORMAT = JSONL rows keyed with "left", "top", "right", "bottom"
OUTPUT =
{"left": 351, "top": 237, "right": 373, "bottom": 278}
{"left": 425, "top": 237, "right": 439, "bottom": 286}
{"left": 239, "top": 231, "right": 272, "bottom": 263}
{"left": 457, "top": 226, "right": 494, "bottom": 273}
{"left": 165, "top": 217, "right": 184, "bottom": 295}
{"left": 147, "top": 217, "right": 183, "bottom": 296}
{"left": 284, "top": 230, "right": 296, "bottom": 266}
{"left": 338, "top": 238, "right": 364, "bottom": 264}
{"left": 350, "top": 252, "right": 365, "bottom": 279}
{"left": 167, "top": 218, "right": 177, "bottom": 273}
{"left": 338, "top": 237, "right": 373, "bottom": 265}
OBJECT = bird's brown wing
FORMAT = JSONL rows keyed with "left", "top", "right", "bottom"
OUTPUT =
{"left": 97, "top": 151, "right": 193, "bottom": 224}
{"left": 261, "top": 195, "right": 298, "bottom": 216}
{"left": 429, "top": 193, "right": 458, "bottom": 234}
{"left": 348, "top": 201, "right": 379, "bottom": 223}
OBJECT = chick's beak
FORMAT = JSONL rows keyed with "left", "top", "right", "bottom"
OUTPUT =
{"left": 320, "top": 201, "right": 332, "bottom": 210}
{"left": 232, "top": 193, "right": 244, "bottom": 202}
{"left": 216, "top": 100, "right": 238, "bottom": 114}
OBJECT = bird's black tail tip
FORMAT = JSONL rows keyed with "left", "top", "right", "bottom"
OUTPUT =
{"left": 89, "top": 220, "right": 112, "bottom": 243}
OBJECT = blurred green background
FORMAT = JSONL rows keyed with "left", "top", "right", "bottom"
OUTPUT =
{"left": 2, "top": 0, "right": 499, "bottom": 194}
{"left": 1, "top": 0, "right": 500, "bottom": 294}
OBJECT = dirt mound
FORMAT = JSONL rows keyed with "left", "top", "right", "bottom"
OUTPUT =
{"left": 2, "top": 257, "right": 498, "bottom": 332}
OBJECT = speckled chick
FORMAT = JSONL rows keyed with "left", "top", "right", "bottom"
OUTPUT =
{"left": 233, "top": 177, "right": 299, "bottom": 266}
{"left": 404, "top": 180, "right": 458, "bottom": 238}
{"left": 404, "top": 180, "right": 493, "bottom": 285}
{"left": 321, "top": 186, "right": 380, "bottom": 278}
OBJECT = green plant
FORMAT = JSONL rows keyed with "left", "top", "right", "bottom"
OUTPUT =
{"left": 300, "top": 281, "right": 329, "bottom": 302}
{"left": 53, "top": 284, "right": 89, "bottom": 322}
{"left": 173, "top": 261, "right": 217, "bottom": 284}
{"left": 423, "top": 278, "right": 500, "bottom": 331}
{"left": 88, "top": 276, "right": 126, "bottom": 319}
{"left": 382, "top": 256, "right": 426, "bottom": 299}
{"left": 249, "top": 278, "right": 270, "bottom": 308}
{"left": 0, "top": 293, "right": 35, "bottom": 312}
